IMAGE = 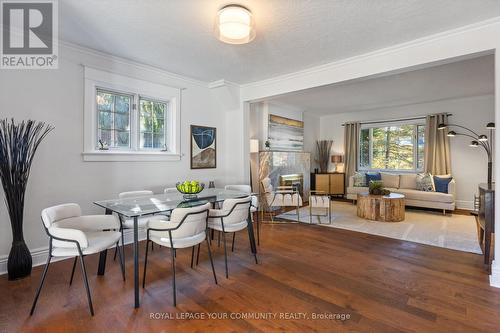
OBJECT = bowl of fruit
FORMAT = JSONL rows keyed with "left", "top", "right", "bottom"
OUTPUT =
{"left": 176, "top": 180, "right": 205, "bottom": 199}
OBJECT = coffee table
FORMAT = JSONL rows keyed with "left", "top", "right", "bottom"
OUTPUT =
{"left": 357, "top": 192, "right": 405, "bottom": 222}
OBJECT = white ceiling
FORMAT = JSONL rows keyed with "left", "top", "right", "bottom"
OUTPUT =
{"left": 60, "top": 0, "right": 500, "bottom": 84}
{"left": 267, "top": 55, "right": 494, "bottom": 115}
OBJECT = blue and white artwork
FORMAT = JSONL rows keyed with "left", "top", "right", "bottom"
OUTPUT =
{"left": 191, "top": 125, "right": 216, "bottom": 169}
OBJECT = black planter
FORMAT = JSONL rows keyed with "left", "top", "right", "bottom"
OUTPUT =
{"left": 8, "top": 240, "right": 32, "bottom": 280}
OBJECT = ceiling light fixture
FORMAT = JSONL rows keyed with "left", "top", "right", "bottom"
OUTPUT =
{"left": 215, "top": 4, "right": 255, "bottom": 44}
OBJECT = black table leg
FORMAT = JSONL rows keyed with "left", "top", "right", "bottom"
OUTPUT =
{"left": 247, "top": 210, "right": 257, "bottom": 255}
{"left": 97, "top": 208, "right": 113, "bottom": 275}
{"left": 133, "top": 216, "right": 139, "bottom": 308}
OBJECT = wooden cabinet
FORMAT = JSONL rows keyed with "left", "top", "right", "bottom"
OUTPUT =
{"left": 311, "top": 173, "right": 345, "bottom": 196}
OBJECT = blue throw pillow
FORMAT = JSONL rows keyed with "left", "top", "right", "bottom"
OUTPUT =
{"left": 365, "top": 172, "right": 381, "bottom": 184}
{"left": 433, "top": 176, "right": 452, "bottom": 193}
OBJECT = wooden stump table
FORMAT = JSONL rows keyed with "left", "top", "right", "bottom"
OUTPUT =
{"left": 357, "top": 192, "right": 405, "bottom": 222}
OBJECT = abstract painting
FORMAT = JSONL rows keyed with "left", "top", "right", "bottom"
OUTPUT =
{"left": 268, "top": 114, "right": 304, "bottom": 151}
{"left": 190, "top": 125, "right": 216, "bottom": 169}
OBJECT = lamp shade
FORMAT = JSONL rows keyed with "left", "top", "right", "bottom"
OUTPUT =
{"left": 331, "top": 155, "right": 344, "bottom": 163}
{"left": 249, "top": 139, "right": 259, "bottom": 153}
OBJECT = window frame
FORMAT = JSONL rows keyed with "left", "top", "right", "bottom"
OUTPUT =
{"left": 137, "top": 95, "right": 170, "bottom": 151}
{"left": 358, "top": 120, "right": 425, "bottom": 173}
{"left": 83, "top": 66, "right": 181, "bottom": 162}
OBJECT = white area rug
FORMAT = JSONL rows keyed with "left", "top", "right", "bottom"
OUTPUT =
{"left": 276, "top": 201, "right": 482, "bottom": 254}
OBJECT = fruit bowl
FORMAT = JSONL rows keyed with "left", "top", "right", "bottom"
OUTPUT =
{"left": 176, "top": 181, "right": 205, "bottom": 199}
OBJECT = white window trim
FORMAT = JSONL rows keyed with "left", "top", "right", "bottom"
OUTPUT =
{"left": 358, "top": 120, "right": 425, "bottom": 173}
{"left": 83, "top": 66, "right": 181, "bottom": 162}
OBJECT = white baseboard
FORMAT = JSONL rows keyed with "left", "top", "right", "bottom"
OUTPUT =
{"left": 490, "top": 260, "right": 500, "bottom": 288}
{"left": 0, "top": 229, "right": 147, "bottom": 276}
{"left": 455, "top": 200, "right": 473, "bottom": 210}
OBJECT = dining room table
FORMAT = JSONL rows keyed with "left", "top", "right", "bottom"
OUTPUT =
{"left": 93, "top": 188, "right": 257, "bottom": 308}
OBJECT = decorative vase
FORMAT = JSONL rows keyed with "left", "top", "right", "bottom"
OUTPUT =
{"left": 0, "top": 119, "right": 53, "bottom": 280}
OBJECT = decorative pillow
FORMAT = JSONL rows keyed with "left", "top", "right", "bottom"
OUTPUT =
{"left": 353, "top": 172, "right": 367, "bottom": 187}
{"left": 399, "top": 173, "right": 417, "bottom": 189}
{"left": 365, "top": 172, "right": 381, "bottom": 184}
{"left": 433, "top": 176, "right": 453, "bottom": 193}
{"left": 416, "top": 173, "right": 435, "bottom": 192}
{"left": 380, "top": 173, "right": 399, "bottom": 189}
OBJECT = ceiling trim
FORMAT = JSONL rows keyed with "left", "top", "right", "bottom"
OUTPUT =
{"left": 241, "top": 16, "right": 500, "bottom": 95}
{"left": 60, "top": 40, "right": 209, "bottom": 88}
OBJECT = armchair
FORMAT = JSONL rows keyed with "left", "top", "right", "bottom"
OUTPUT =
{"left": 260, "top": 177, "right": 302, "bottom": 222}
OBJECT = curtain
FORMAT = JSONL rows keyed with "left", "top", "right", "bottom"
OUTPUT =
{"left": 343, "top": 122, "right": 360, "bottom": 186}
{"left": 424, "top": 113, "right": 451, "bottom": 175}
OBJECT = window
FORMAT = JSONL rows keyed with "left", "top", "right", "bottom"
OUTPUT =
{"left": 96, "top": 89, "right": 132, "bottom": 149}
{"left": 359, "top": 123, "right": 425, "bottom": 171}
{"left": 139, "top": 98, "right": 167, "bottom": 149}
{"left": 83, "top": 66, "right": 180, "bottom": 162}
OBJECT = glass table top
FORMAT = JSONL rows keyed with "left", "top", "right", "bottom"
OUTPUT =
{"left": 94, "top": 188, "right": 250, "bottom": 217}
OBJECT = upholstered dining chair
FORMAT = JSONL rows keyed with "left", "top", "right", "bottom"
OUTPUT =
{"left": 30, "top": 203, "right": 123, "bottom": 316}
{"left": 260, "top": 177, "right": 302, "bottom": 222}
{"left": 309, "top": 190, "right": 331, "bottom": 224}
{"left": 142, "top": 203, "right": 216, "bottom": 306}
{"left": 208, "top": 196, "right": 257, "bottom": 278}
{"left": 113, "top": 190, "right": 156, "bottom": 263}
{"left": 224, "top": 184, "right": 260, "bottom": 245}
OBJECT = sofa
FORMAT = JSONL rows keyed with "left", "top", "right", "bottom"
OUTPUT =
{"left": 346, "top": 172, "right": 456, "bottom": 212}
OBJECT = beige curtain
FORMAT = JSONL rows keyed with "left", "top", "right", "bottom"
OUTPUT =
{"left": 343, "top": 122, "right": 360, "bottom": 185}
{"left": 424, "top": 113, "right": 451, "bottom": 175}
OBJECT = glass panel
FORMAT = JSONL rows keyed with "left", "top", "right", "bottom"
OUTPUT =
{"left": 140, "top": 132, "right": 153, "bottom": 148}
{"left": 417, "top": 125, "right": 425, "bottom": 170}
{"left": 365, "top": 125, "right": 415, "bottom": 170}
{"left": 114, "top": 95, "right": 130, "bottom": 114}
{"left": 359, "top": 128, "right": 370, "bottom": 168}
{"left": 153, "top": 103, "right": 165, "bottom": 119}
{"left": 98, "top": 111, "right": 112, "bottom": 129}
{"left": 116, "top": 131, "right": 130, "bottom": 147}
{"left": 153, "top": 133, "right": 165, "bottom": 149}
{"left": 98, "top": 129, "right": 112, "bottom": 146}
{"left": 152, "top": 118, "right": 164, "bottom": 133}
{"left": 96, "top": 91, "right": 113, "bottom": 111}
{"left": 115, "top": 113, "right": 129, "bottom": 131}
{"left": 94, "top": 188, "right": 250, "bottom": 217}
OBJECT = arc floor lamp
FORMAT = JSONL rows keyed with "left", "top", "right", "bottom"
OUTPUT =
{"left": 438, "top": 122, "right": 495, "bottom": 185}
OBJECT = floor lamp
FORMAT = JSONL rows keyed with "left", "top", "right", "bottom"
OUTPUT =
{"left": 438, "top": 122, "right": 495, "bottom": 185}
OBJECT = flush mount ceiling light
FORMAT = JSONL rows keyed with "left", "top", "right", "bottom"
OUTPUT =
{"left": 215, "top": 4, "right": 255, "bottom": 44}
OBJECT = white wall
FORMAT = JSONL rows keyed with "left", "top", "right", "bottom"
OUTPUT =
{"left": 318, "top": 95, "right": 494, "bottom": 209}
{"left": 0, "top": 44, "right": 243, "bottom": 269}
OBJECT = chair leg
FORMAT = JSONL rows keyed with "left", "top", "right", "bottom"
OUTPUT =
{"left": 69, "top": 256, "right": 77, "bottom": 285}
{"left": 116, "top": 241, "right": 125, "bottom": 281}
{"left": 231, "top": 232, "right": 236, "bottom": 252}
{"left": 79, "top": 255, "right": 94, "bottom": 316}
{"left": 222, "top": 231, "right": 229, "bottom": 278}
{"left": 255, "top": 211, "right": 260, "bottom": 246}
{"left": 30, "top": 255, "right": 52, "bottom": 315}
{"left": 113, "top": 246, "right": 118, "bottom": 261}
{"left": 196, "top": 243, "right": 201, "bottom": 266}
{"left": 206, "top": 237, "right": 218, "bottom": 285}
{"left": 170, "top": 247, "right": 177, "bottom": 306}
{"left": 190, "top": 246, "right": 195, "bottom": 268}
{"left": 151, "top": 242, "right": 154, "bottom": 252}
{"left": 218, "top": 231, "right": 221, "bottom": 247}
{"left": 142, "top": 240, "right": 150, "bottom": 288}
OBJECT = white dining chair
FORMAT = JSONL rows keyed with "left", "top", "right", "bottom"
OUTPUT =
{"left": 113, "top": 190, "right": 156, "bottom": 263}
{"left": 30, "top": 203, "right": 123, "bottom": 316}
{"left": 224, "top": 185, "right": 260, "bottom": 245}
{"left": 142, "top": 203, "right": 216, "bottom": 306}
{"left": 208, "top": 196, "right": 257, "bottom": 278}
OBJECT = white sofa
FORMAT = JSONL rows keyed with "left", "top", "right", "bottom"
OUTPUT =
{"left": 346, "top": 173, "right": 456, "bottom": 212}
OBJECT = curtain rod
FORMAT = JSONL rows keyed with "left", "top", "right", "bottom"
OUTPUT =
{"left": 341, "top": 113, "right": 452, "bottom": 126}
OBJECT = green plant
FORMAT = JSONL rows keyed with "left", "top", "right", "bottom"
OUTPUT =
{"left": 368, "top": 180, "right": 390, "bottom": 196}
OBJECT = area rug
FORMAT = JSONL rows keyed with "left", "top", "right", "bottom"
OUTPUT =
{"left": 276, "top": 201, "right": 482, "bottom": 254}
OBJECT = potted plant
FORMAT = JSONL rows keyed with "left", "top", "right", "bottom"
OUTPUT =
{"left": 368, "top": 180, "right": 391, "bottom": 196}
{"left": 0, "top": 119, "right": 53, "bottom": 280}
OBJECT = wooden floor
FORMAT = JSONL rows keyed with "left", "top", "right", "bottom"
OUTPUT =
{"left": 1, "top": 222, "right": 500, "bottom": 333}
